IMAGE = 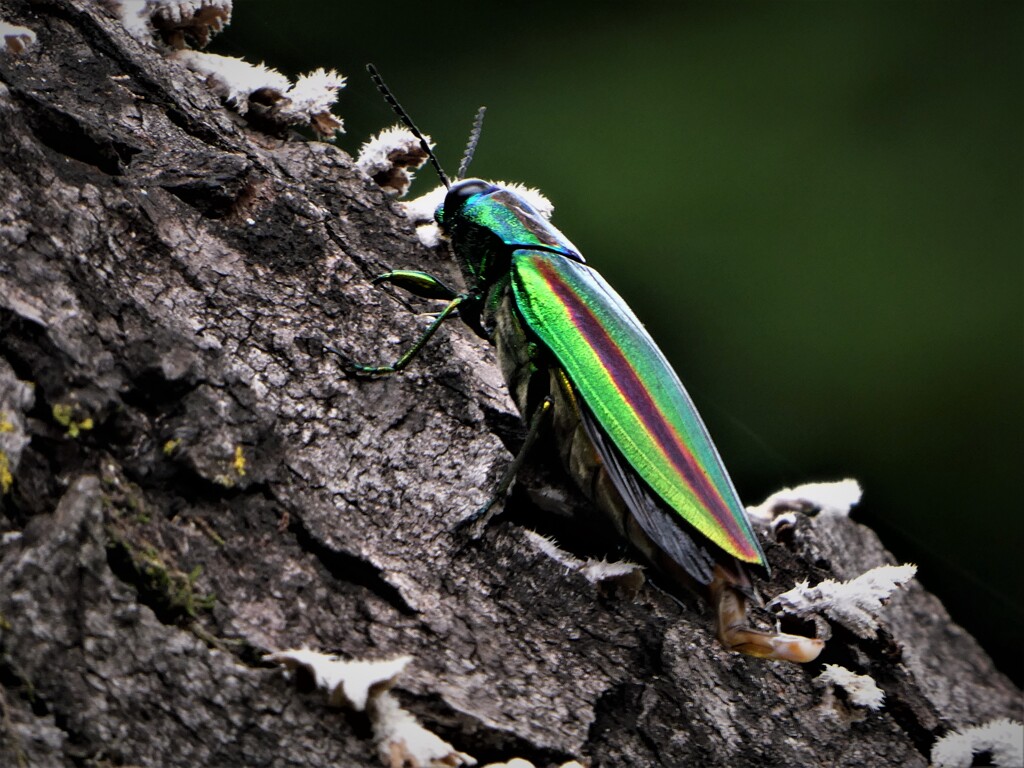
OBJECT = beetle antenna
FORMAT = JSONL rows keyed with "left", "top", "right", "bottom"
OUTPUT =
{"left": 366, "top": 64, "right": 451, "bottom": 189}
{"left": 456, "top": 106, "right": 487, "bottom": 181}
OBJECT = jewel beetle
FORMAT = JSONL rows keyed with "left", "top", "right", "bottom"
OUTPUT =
{"left": 351, "top": 66, "right": 823, "bottom": 663}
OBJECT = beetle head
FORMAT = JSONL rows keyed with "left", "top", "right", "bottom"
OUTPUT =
{"left": 435, "top": 179, "right": 498, "bottom": 232}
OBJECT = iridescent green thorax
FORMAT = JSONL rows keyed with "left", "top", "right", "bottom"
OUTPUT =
{"left": 437, "top": 181, "right": 581, "bottom": 287}
{"left": 509, "top": 250, "right": 766, "bottom": 566}
{"left": 459, "top": 188, "right": 579, "bottom": 256}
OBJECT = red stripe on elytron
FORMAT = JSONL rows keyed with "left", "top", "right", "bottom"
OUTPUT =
{"left": 534, "top": 258, "right": 756, "bottom": 558}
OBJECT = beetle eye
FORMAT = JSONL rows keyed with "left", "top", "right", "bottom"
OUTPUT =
{"left": 439, "top": 179, "right": 497, "bottom": 224}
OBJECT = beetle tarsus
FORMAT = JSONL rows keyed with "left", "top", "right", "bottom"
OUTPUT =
{"left": 339, "top": 295, "right": 467, "bottom": 379}
{"left": 323, "top": 346, "right": 393, "bottom": 378}
{"left": 336, "top": 355, "right": 397, "bottom": 378}
{"left": 711, "top": 567, "right": 824, "bottom": 663}
{"left": 349, "top": 365, "right": 397, "bottom": 377}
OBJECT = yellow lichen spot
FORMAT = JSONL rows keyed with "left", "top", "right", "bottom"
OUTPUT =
{"left": 233, "top": 445, "right": 246, "bottom": 477}
{"left": 0, "top": 414, "right": 14, "bottom": 433}
{"left": 163, "top": 438, "right": 181, "bottom": 456}
{"left": 0, "top": 451, "right": 12, "bottom": 494}
{"left": 52, "top": 403, "right": 93, "bottom": 437}
{"left": 52, "top": 403, "right": 73, "bottom": 427}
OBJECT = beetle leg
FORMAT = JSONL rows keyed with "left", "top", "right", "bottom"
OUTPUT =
{"left": 710, "top": 565, "right": 824, "bottom": 663}
{"left": 372, "top": 270, "right": 460, "bottom": 301}
{"left": 345, "top": 294, "right": 466, "bottom": 376}
{"left": 456, "top": 396, "right": 553, "bottom": 533}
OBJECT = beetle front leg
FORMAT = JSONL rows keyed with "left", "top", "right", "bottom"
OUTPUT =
{"left": 372, "top": 269, "right": 460, "bottom": 301}
{"left": 345, "top": 294, "right": 466, "bottom": 376}
{"left": 710, "top": 565, "right": 824, "bottom": 663}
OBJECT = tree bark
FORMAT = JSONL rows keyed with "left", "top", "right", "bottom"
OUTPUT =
{"left": 0, "top": 2, "right": 1018, "bottom": 767}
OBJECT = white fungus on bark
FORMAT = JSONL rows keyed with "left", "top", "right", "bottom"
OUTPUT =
{"left": 264, "top": 649, "right": 411, "bottom": 711}
{"left": 113, "top": 0, "right": 232, "bottom": 48}
{"left": 523, "top": 530, "right": 645, "bottom": 595}
{"left": 401, "top": 184, "right": 447, "bottom": 223}
{"left": 172, "top": 51, "right": 289, "bottom": 113}
{"left": 357, "top": 126, "right": 432, "bottom": 197}
{"left": 273, "top": 68, "right": 347, "bottom": 137}
{"left": 578, "top": 558, "right": 646, "bottom": 592}
{"left": 0, "top": 20, "right": 35, "bottom": 53}
{"left": 266, "top": 648, "right": 590, "bottom": 767}
{"left": 930, "top": 718, "right": 1024, "bottom": 768}
{"left": 815, "top": 664, "right": 885, "bottom": 710}
{"left": 368, "top": 691, "right": 477, "bottom": 768}
{"left": 267, "top": 649, "right": 474, "bottom": 767}
{"left": 768, "top": 563, "right": 917, "bottom": 638}
{"left": 146, "top": 0, "right": 231, "bottom": 28}
{"left": 172, "top": 52, "right": 345, "bottom": 137}
{"left": 113, "top": 0, "right": 162, "bottom": 40}
{"left": 401, "top": 185, "right": 447, "bottom": 247}
{"left": 110, "top": 3, "right": 344, "bottom": 137}
{"left": 747, "top": 479, "right": 863, "bottom": 521}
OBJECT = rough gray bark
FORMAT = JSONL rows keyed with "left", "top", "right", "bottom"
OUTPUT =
{"left": 0, "top": 2, "right": 1018, "bottom": 767}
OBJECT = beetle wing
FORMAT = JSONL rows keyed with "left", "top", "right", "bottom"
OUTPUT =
{"left": 510, "top": 249, "right": 766, "bottom": 568}
{"left": 578, "top": 402, "right": 717, "bottom": 584}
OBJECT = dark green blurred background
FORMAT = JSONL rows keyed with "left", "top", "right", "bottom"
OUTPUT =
{"left": 214, "top": 1, "right": 1023, "bottom": 683}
